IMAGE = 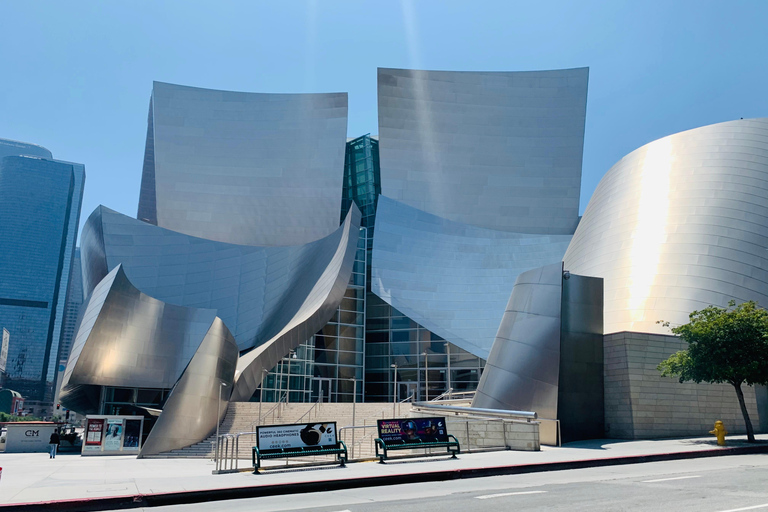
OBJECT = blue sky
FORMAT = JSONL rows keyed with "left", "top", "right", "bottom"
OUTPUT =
{"left": 2, "top": 1, "right": 767, "bottom": 236}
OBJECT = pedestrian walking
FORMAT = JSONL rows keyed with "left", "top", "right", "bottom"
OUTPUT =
{"left": 49, "top": 428, "right": 60, "bottom": 459}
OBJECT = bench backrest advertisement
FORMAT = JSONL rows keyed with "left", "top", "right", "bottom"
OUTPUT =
{"left": 256, "top": 422, "right": 338, "bottom": 453}
{"left": 377, "top": 417, "right": 449, "bottom": 443}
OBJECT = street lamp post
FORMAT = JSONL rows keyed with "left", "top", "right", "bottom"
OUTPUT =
{"left": 444, "top": 342, "right": 452, "bottom": 399}
{"left": 422, "top": 351, "right": 429, "bottom": 401}
{"left": 258, "top": 368, "right": 267, "bottom": 426}
{"left": 215, "top": 381, "right": 228, "bottom": 463}
{"left": 348, "top": 377, "right": 357, "bottom": 458}
{"left": 391, "top": 363, "right": 398, "bottom": 416}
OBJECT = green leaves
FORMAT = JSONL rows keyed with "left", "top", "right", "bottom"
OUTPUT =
{"left": 658, "top": 301, "right": 768, "bottom": 387}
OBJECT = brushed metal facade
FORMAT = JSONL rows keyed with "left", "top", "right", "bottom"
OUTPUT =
{"left": 563, "top": 118, "right": 768, "bottom": 334}
{"left": 472, "top": 264, "right": 603, "bottom": 444}
{"left": 472, "top": 263, "right": 564, "bottom": 419}
{"left": 377, "top": 67, "right": 588, "bottom": 234}
{"left": 80, "top": 205, "right": 360, "bottom": 353}
{"left": 370, "top": 196, "right": 572, "bottom": 359}
{"left": 231, "top": 208, "right": 360, "bottom": 401}
{"left": 137, "top": 81, "right": 348, "bottom": 246}
{"left": 59, "top": 265, "right": 238, "bottom": 456}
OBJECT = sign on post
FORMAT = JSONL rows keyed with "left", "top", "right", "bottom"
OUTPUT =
{"left": 256, "top": 422, "right": 338, "bottom": 453}
{"left": 377, "top": 417, "right": 449, "bottom": 443}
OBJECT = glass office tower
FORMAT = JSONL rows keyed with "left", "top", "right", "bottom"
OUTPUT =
{"left": 0, "top": 142, "right": 85, "bottom": 416}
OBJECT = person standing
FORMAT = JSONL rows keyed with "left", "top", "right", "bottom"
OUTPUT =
{"left": 49, "top": 428, "right": 60, "bottom": 459}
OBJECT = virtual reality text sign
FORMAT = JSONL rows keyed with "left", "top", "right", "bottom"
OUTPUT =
{"left": 377, "top": 417, "right": 448, "bottom": 443}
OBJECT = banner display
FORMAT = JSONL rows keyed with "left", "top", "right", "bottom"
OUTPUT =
{"left": 377, "top": 417, "right": 448, "bottom": 443}
{"left": 81, "top": 416, "right": 143, "bottom": 455}
{"left": 123, "top": 419, "right": 142, "bottom": 449}
{"left": 104, "top": 419, "right": 124, "bottom": 451}
{"left": 85, "top": 418, "right": 105, "bottom": 449}
{"left": 257, "top": 422, "right": 337, "bottom": 452}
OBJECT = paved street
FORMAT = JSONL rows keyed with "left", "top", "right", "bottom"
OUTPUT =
{"left": 146, "top": 454, "right": 768, "bottom": 512}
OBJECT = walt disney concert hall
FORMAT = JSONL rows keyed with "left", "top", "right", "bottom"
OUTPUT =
{"left": 61, "top": 70, "right": 768, "bottom": 455}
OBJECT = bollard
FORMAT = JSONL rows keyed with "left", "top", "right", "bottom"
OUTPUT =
{"left": 0, "top": 466, "right": 3, "bottom": 482}
{"left": 709, "top": 420, "right": 727, "bottom": 446}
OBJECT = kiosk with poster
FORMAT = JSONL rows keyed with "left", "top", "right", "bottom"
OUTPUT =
{"left": 82, "top": 415, "right": 143, "bottom": 455}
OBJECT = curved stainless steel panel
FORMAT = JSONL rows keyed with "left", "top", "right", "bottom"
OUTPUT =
{"left": 472, "top": 262, "right": 563, "bottom": 419}
{"left": 563, "top": 118, "right": 768, "bottom": 334}
{"left": 377, "top": 67, "right": 587, "bottom": 235}
{"left": 59, "top": 265, "right": 238, "bottom": 455}
{"left": 59, "top": 265, "right": 222, "bottom": 409}
{"left": 138, "top": 81, "right": 348, "bottom": 247}
{"left": 80, "top": 205, "right": 361, "bottom": 353}
{"left": 140, "top": 317, "right": 238, "bottom": 457}
{"left": 371, "top": 196, "right": 571, "bottom": 359}
{"left": 231, "top": 207, "right": 360, "bottom": 401}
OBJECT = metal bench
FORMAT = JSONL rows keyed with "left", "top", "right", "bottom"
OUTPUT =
{"left": 252, "top": 441, "right": 347, "bottom": 471}
{"left": 374, "top": 417, "right": 460, "bottom": 463}
{"left": 374, "top": 435, "right": 460, "bottom": 463}
{"left": 252, "top": 422, "right": 347, "bottom": 472}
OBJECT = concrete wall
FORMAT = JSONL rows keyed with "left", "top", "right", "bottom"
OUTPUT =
{"left": 411, "top": 410, "right": 540, "bottom": 452}
{"left": 604, "top": 331, "right": 763, "bottom": 439}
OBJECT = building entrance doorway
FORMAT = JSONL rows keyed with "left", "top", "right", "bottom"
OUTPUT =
{"left": 312, "top": 378, "right": 332, "bottom": 403}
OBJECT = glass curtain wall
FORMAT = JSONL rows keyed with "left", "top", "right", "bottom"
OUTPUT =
{"left": 365, "top": 294, "right": 485, "bottom": 402}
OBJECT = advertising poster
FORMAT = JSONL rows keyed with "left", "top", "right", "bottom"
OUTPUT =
{"left": 257, "top": 422, "right": 337, "bottom": 452}
{"left": 85, "top": 418, "right": 105, "bottom": 450}
{"left": 123, "top": 419, "right": 142, "bottom": 449}
{"left": 104, "top": 419, "right": 124, "bottom": 451}
{"left": 377, "top": 417, "right": 448, "bottom": 443}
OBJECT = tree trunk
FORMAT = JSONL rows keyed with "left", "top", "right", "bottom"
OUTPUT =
{"left": 732, "top": 382, "right": 755, "bottom": 443}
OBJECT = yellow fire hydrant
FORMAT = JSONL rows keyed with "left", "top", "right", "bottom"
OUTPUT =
{"left": 709, "top": 420, "right": 727, "bottom": 446}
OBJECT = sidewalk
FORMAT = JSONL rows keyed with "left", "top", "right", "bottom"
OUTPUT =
{"left": 1, "top": 435, "right": 767, "bottom": 511}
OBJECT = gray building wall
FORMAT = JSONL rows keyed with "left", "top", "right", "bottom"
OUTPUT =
{"left": 138, "top": 81, "right": 348, "bottom": 247}
{"left": 377, "top": 67, "right": 587, "bottom": 234}
{"left": 604, "top": 331, "right": 764, "bottom": 439}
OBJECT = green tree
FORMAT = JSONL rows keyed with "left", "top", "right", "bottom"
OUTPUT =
{"left": 658, "top": 301, "right": 768, "bottom": 442}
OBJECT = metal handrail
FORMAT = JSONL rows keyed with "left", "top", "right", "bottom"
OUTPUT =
{"left": 248, "top": 392, "right": 287, "bottom": 431}
{"left": 429, "top": 388, "right": 454, "bottom": 401}
{"left": 411, "top": 402, "right": 538, "bottom": 420}
{"left": 399, "top": 391, "right": 415, "bottom": 403}
{"left": 338, "top": 424, "right": 378, "bottom": 459}
{"left": 293, "top": 400, "right": 320, "bottom": 424}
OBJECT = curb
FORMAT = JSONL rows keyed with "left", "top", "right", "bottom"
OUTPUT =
{"left": 3, "top": 444, "right": 767, "bottom": 511}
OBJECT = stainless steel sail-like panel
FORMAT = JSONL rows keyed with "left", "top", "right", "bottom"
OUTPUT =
{"left": 138, "top": 81, "right": 348, "bottom": 247}
{"left": 563, "top": 118, "right": 768, "bottom": 334}
{"left": 377, "top": 67, "right": 587, "bottom": 235}
{"left": 371, "top": 196, "right": 571, "bottom": 359}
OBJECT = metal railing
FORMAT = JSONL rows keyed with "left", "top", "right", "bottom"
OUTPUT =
{"left": 293, "top": 400, "right": 320, "bottom": 424}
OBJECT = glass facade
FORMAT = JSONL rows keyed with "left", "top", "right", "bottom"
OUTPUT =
{"left": 365, "top": 294, "right": 485, "bottom": 402}
{"left": 0, "top": 152, "right": 84, "bottom": 408}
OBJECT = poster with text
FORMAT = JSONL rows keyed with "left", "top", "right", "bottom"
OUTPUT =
{"left": 377, "top": 417, "right": 448, "bottom": 443}
{"left": 104, "top": 419, "right": 124, "bottom": 451}
{"left": 257, "top": 422, "right": 337, "bottom": 452}
{"left": 85, "top": 418, "right": 105, "bottom": 446}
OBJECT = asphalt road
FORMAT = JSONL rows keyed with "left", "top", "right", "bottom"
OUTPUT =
{"left": 141, "top": 454, "right": 768, "bottom": 512}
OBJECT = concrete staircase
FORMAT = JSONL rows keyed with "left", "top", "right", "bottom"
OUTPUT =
{"left": 151, "top": 401, "right": 409, "bottom": 460}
